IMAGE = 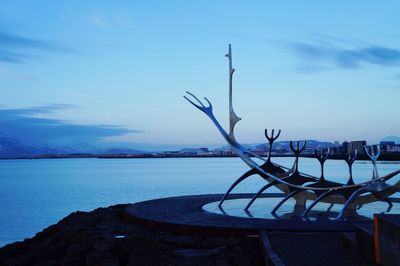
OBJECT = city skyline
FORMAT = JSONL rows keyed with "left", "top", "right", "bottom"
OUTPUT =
{"left": 1, "top": 1, "right": 400, "bottom": 149}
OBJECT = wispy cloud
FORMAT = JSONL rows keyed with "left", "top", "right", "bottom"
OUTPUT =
{"left": 0, "top": 104, "right": 140, "bottom": 145}
{"left": 89, "top": 13, "right": 108, "bottom": 28}
{"left": 0, "top": 66, "right": 38, "bottom": 81}
{"left": 0, "top": 31, "right": 56, "bottom": 49}
{"left": 0, "top": 49, "right": 29, "bottom": 63}
{"left": 89, "top": 12, "right": 135, "bottom": 29}
{"left": 286, "top": 41, "right": 400, "bottom": 71}
{"left": 17, "top": 103, "right": 78, "bottom": 115}
{"left": 115, "top": 16, "right": 135, "bottom": 29}
{"left": 0, "top": 30, "right": 70, "bottom": 64}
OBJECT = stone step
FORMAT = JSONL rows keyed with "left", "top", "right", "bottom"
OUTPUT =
{"left": 354, "top": 223, "right": 375, "bottom": 262}
{"left": 265, "top": 231, "right": 377, "bottom": 266}
{"left": 341, "top": 232, "right": 358, "bottom": 255}
{"left": 258, "top": 230, "right": 285, "bottom": 266}
{"left": 375, "top": 214, "right": 400, "bottom": 266}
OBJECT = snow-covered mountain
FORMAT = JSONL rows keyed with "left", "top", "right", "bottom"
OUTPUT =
{"left": 0, "top": 134, "right": 74, "bottom": 158}
{"left": 381, "top": 136, "right": 400, "bottom": 144}
{"left": 0, "top": 133, "right": 147, "bottom": 158}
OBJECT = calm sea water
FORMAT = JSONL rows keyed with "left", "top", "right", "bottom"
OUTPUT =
{"left": 1, "top": 157, "right": 400, "bottom": 247}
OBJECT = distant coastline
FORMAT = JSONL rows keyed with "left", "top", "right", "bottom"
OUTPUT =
{"left": 2, "top": 152, "right": 400, "bottom": 161}
{"left": 2, "top": 135, "right": 400, "bottom": 161}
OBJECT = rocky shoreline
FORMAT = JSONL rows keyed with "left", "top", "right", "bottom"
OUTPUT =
{"left": 0, "top": 204, "right": 263, "bottom": 266}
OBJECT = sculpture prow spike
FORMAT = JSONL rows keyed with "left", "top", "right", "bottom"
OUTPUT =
{"left": 225, "top": 44, "right": 241, "bottom": 141}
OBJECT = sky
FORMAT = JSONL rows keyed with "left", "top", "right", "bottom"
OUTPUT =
{"left": 1, "top": 1, "right": 400, "bottom": 149}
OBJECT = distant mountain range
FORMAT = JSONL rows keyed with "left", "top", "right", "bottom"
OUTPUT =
{"left": 381, "top": 136, "right": 400, "bottom": 144}
{"left": 0, "top": 134, "right": 71, "bottom": 158}
{"left": 0, "top": 134, "right": 145, "bottom": 158}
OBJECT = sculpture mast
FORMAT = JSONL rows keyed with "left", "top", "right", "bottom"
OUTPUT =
{"left": 225, "top": 44, "right": 241, "bottom": 142}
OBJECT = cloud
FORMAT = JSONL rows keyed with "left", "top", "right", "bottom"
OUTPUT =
{"left": 115, "top": 17, "right": 135, "bottom": 29}
{"left": 0, "top": 31, "right": 55, "bottom": 49}
{"left": 0, "top": 49, "right": 28, "bottom": 63}
{"left": 89, "top": 14, "right": 108, "bottom": 27}
{"left": 0, "top": 30, "right": 70, "bottom": 63}
{"left": 89, "top": 13, "right": 135, "bottom": 29}
{"left": 0, "top": 66, "right": 39, "bottom": 81}
{"left": 17, "top": 103, "right": 78, "bottom": 115}
{"left": 287, "top": 42, "right": 400, "bottom": 70}
{"left": 0, "top": 104, "right": 140, "bottom": 145}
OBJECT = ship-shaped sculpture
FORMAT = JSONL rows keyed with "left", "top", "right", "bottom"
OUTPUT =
{"left": 184, "top": 44, "right": 400, "bottom": 220}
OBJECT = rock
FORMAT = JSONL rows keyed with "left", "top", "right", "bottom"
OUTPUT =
{"left": 209, "top": 259, "right": 231, "bottom": 266}
{"left": 33, "top": 259, "right": 58, "bottom": 266}
{"left": 38, "top": 237, "right": 55, "bottom": 249}
{"left": 174, "top": 248, "right": 219, "bottom": 258}
{"left": 86, "top": 250, "right": 120, "bottom": 266}
{"left": 45, "top": 241, "right": 67, "bottom": 258}
{"left": 60, "top": 244, "right": 85, "bottom": 266}
{"left": 60, "top": 256, "right": 84, "bottom": 266}
{"left": 227, "top": 246, "right": 254, "bottom": 266}
{"left": 0, "top": 242, "right": 22, "bottom": 261}
{"left": 127, "top": 247, "right": 174, "bottom": 266}
{"left": 226, "top": 237, "right": 242, "bottom": 247}
{"left": 173, "top": 249, "right": 219, "bottom": 266}
{"left": 5, "top": 254, "right": 33, "bottom": 266}
{"left": 59, "top": 229, "right": 81, "bottom": 243}
{"left": 160, "top": 235, "right": 200, "bottom": 247}
{"left": 92, "top": 241, "right": 110, "bottom": 251}
{"left": 199, "top": 237, "right": 227, "bottom": 248}
{"left": 0, "top": 204, "right": 264, "bottom": 266}
{"left": 80, "top": 235, "right": 103, "bottom": 249}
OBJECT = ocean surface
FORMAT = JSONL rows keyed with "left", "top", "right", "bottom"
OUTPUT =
{"left": 1, "top": 157, "right": 400, "bottom": 247}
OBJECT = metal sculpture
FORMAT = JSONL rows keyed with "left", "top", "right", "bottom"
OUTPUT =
{"left": 184, "top": 44, "right": 400, "bottom": 220}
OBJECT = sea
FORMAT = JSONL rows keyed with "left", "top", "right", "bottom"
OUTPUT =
{"left": 1, "top": 157, "right": 400, "bottom": 247}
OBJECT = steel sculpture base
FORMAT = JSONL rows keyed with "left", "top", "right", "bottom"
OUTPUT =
{"left": 124, "top": 194, "right": 380, "bottom": 236}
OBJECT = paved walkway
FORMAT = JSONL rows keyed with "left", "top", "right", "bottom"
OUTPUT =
{"left": 267, "top": 232, "right": 376, "bottom": 266}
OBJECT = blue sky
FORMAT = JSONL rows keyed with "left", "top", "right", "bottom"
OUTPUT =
{"left": 1, "top": 1, "right": 399, "bottom": 149}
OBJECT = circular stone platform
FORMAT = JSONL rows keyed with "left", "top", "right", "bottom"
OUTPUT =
{"left": 124, "top": 194, "right": 373, "bottom": 236}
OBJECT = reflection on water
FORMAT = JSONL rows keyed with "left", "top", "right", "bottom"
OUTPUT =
{"left": 203, "top": 197, "right": 400, "bottom": 220}
{"left": 0, "top": 157, "right": 399, "bottom": 246}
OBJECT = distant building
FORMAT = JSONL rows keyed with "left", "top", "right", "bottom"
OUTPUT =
{"left": 179, "top": 148, "right": 197, "bottom": 155}
{"left": 343, "top": 140, "right": 367, "bottom": 154}
{"left": 250, "top": 147, "right": 267, "bottom": 156}
{"left": 342, "top": 141, "right": 349, "bottom": 153}
{"left": 380, "top": 141, "right": 396, "bottom": 152}
{"left": 332, "top": 145, "right": 343, "bottom": 155}
{"left": 303, "top": 148, "right": 315, "bottom": 155}
{"left": 222, "top": 150, "right": 234, "bottom": 156}
{"left": 387, "top": 144, "right": 400, "bottom": 153}
{"left": 162, "top": 151, "right": 181, "bottom": 157}
{"left": 197, "top": 148, "right": 213, "bottom": 156}
{"left": 334, "top": 141, "right": 340, "bottom": 147}
{"left": 380, "top": 141, "right": 396, "bottom": 146}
